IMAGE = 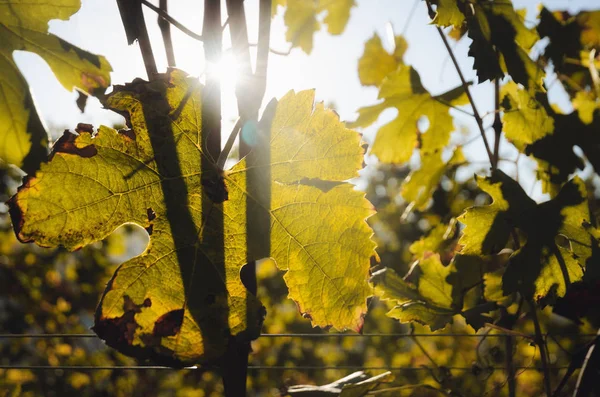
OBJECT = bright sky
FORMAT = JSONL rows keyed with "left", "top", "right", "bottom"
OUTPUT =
{"left": 12, "top": 0, "right": 600, "bottom": 197}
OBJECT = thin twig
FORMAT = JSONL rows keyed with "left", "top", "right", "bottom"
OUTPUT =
{"left": 573, "top": 328, "right": 600, "bottom": 397}
{"left": 492, "top": 76, "right": 502, "bottom": 170}
{"left": 411, "top": 334, "right": 439, "bottom": 370}
{"left": 217, "top": 118, "right": 242, "bottom": 169}
{"left": 157, "top": 0, "right": 176, "bottom": 67}
{"left": 248, "top": 42, "right": 291, "bottom": 56}
{"left": 132, "top": 1, "right": 158, "bottom": 80}
{"left": 506, "top": 335, "right": 517, "bottom": 397}
{"left": 425, "top": 0, "right": 494, "bottom": 165}
{"left": 529, "top": 300, "right": 553, "bottom": 396}
{"left": 141, "top": 0, "right": 203, "bottom": 41}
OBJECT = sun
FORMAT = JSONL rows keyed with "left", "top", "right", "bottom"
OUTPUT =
{"left": 206, "top": 52, "right": 240, "bottom": 86}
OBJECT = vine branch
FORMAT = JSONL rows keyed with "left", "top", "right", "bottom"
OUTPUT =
{"left": 141, "top": 0, "right": 204, "bottom": 41}
{"left": 425, "top": 0, "right": 494, "bottom": 166}
{"left": 157, "top": 0, "right": 176, "bottom": 67}
{"left": 492, "top": 76, "right": 502, "bottom": 170}
{"left": 529, "top": 300, "right": 552, "bottom": 396}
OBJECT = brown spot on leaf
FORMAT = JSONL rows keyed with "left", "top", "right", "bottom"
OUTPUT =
{"left": 76, "top": 92, "right": 88, "bottom": 113}
{"left": 93, "top": 295, "right": 152, "bottom": 346}
{"left": 51, "top": 131, "right": 97, "bottom": 159}
{"left": 145, "top": 208, "right": 156, "bottom": 235}
{"left": 152, "top": 309, "right": 184, "bottom": 337}
{"left": 75, "top": 123, "right": 94, "bottom": 134}
{"left": 119, "top": 128, "right": 136, "bottom": 141}
{"left": 147, "top": 208, "right": 156, "bottom": 221}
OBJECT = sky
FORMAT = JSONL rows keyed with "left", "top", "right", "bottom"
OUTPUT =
{"left": 11, "top": 0, "right": 600, "bottom": 198}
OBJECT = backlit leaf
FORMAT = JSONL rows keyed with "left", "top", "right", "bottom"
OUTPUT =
{"left": 350, "top": 66, "right": 467, "bottom": 164}
{"left": 371, "top": 258, "right": 456, "bottom": 331}
{"left": 9, "top": 70, "right": 375, "bottom": 365}
{"left": 358, "top": 33, "right": 406, "bottom": 87}
{"left": 501, "top": 81, "right": 554, "bottom": 147}
{"left": 538, "top": 8, "right": 600, "bottom": 97}
{"left": 459, "top": 170, "right": 592, "bottom": 301}
{"left": 401, "top": 148, "right": 464, "bottom": 210}
{"left": 466, "top": 0, "right": 543, "bottom": 90}
{"left": 281, "top": 0, "right": 355, "bottom": 54}
{"left": 0, "top": 0, "right": 112, "bottom": 172}
{"left": 524, "top": 108, "right": 600, "bottom": 196}
{"left": 430, "top": 0, "right": 465, "bottom": 29}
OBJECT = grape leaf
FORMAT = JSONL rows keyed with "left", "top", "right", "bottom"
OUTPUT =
{"left": 350, "top": 65, "right": 468, "bottom": 164}
{"left": 431, "top": 0, "right": 542, "bottom": 90}
{"left": 0, "top": 0, "right": 112, "bottom": 173}
{"left": 500, "top": 84, "right": 600, "bottom": 195}
{"left": 501, "top": 81, "right": 554, "bottom": 147}
{"left": 409, "top": 223, "right": 452, "bottom": 260}
{"left": 573, "top": 91, "right": 600, "bottom": 125}
{"left": 458, "top": 170, "right": 592, "bottom": 301}
{"left": 357, "top": 33, "right": 406, "bottom": 87}
{"left": 8, "top": 69, "right": 375, "bottom": 365}
{"left": 537, "top": 8, "right": 600, "bottom": 97}
{"left": 280, "top": 0, "right": 355, "bottom": 53}
{"left": 371, "top": 258, "right": 456, "bottom": 331}
{"left": 402, "top": 147, "right": 464, "bottom": 211}
{"left": 430, "top": 0, "right": 464, "bottom": 30}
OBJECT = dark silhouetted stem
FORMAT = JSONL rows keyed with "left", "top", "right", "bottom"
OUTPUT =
{"left": 492, "top": 77, "right": 502, "bottom": 170}
{"left": 425, "top": 1, "right": 493, "bottom": 165}
{"left": 142, "top": 0, "right": 204, "bottom": 41}
{"left": 530, "top": 300, "right": 552, "bottom": 396}
{"left": 505, "top": 335, "right": 516, "bottom": 397}
{"left": 158, "top": 0, "right": 176, "bottom": 67}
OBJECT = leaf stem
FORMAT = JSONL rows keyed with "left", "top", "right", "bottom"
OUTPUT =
{"left": 425, "top": 1, "right": 494, "bottom": 166}
{"left": 492, "top": 76, "right": 502, "bottom": 170}
{"left": 529, "top": 300, "right": 552, "bottom": 396}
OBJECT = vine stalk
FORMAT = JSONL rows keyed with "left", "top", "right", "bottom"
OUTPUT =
{"left": 529, "top": 300, "right": 552, "bottom": 396}
{"left": 425, "top": 0, "right": 493, "bottom": 166}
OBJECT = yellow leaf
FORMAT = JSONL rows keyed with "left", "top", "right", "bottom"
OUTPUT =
{"left": 0, "top": 0, "right": 112, "bottom": 172}
{"left": 351, "top": 66, "right": 467, "bottom": 164}
{"left": 501, "top": 81, "right": 554, "bottom": 147}
{"left": 9, "top": 70, "right": 375, "bottom": 365}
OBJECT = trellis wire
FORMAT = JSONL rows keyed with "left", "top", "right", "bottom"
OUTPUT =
{"left": 0, "top": 365, "right": 572, "bottom": 371}
{"left": 1, "top": 333, "right": 597, "bottom": 338}
{"left": 0, "top": 332, "right": 591, "bottom": 371}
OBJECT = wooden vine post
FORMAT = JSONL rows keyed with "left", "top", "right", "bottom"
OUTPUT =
{"left": 116, "top": 1, "right": 272, "bottom": 395}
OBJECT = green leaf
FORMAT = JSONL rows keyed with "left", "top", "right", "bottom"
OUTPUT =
{"left": 401, "top": 148, "right": 464, "bottom": 210}
{"left": 501, "top": 81, "right": 554, "bottom": 147}
{"left": 572, "top": 91, "right": 599, "bottom": 125}
{"left": 465, "top": 0, "right": 543, "bottom": 90}
{"left": 524, "top": 109, "right": 600, "bottom": 196}
{"left": 0, "top": 0, "right": 112, "bottom": 172}
{"left": 350, "top": 66, "right": 468, "bottom": 164}
{"left": 409, "top": 223, "right": 452, "bottom": 260}
{"left": 371, "top": 259, "right": 456, "bottom": 331}
{"left": 9, "top": 70, "right": 375, "bottom": 365}
{"left": 537, "top": 8, "right": 600, "bottom": 97}
{"left": 430, "top": 0, "right": 465, "bottom": 29}
{"left": 282, "top": 0, "right": 355, "bottom": 54}
{"left": 418, "top": 255, "right": 453, "bottom": 308}
{"left": 459, "top": 170, "right": 592, "bottom": 301}
{"left": 357, "top": 33, "right": 405, "bottom": 87}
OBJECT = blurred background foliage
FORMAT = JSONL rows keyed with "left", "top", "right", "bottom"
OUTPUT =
{"left": 1, "top": 150, "right": 599, "bottom": 396}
